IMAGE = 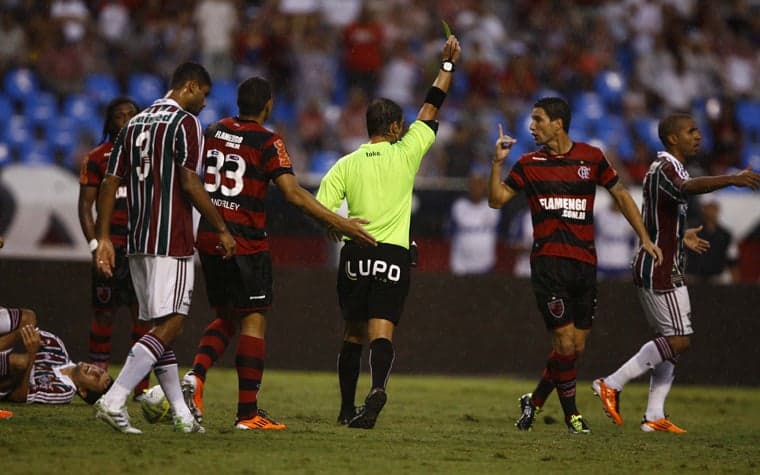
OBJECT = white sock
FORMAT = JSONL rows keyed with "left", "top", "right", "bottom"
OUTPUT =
{"left": 104, "top": 341, "right": 158, "bottom": 409}
{"left": 154, "top": 351, "right": 193, "bottom": 421}
{"left": 605, "top": 339, "right": 667, "bottom": 390}
{"left": 645, "top": 359, "right": 675, "bottom": 421}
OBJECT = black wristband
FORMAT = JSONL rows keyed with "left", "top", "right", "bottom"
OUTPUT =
{"left": 424, "top": 86, "right": 447, "bottom": 109}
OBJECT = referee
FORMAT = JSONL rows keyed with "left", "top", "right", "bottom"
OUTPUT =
{"left": 316, "top": 35, "right": 462, "bottom": 429}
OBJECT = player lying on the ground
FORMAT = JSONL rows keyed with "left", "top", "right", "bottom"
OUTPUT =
{"left": 0, "top": 307, "right": 113, "bottom": 404}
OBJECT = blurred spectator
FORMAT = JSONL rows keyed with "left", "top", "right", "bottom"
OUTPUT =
{"left": 50, "top": 0, "right": 90, "bottom": 44}
{"left": 449, "top": 173, "right": 501, "bottom": 275}
{"left": 36, "top": 27, "right": 86, "bottom": 97}
{"left": 336, "top": 87, "right": 369, "bottom": 154}
{"left": 341, "top": 4, "right": 383, "bottom": 95}
{"left": 0, "top": 10, "right": 26, "bottom": 72}
{"left": 507, "top": 207, "right": 532, "bottom": 278}
{"left": 194, "top": 0, "right": 238, "bottom": 80}
{"left": 377, "top": 41, "right": 419, "bottom": 108}
{"left": 686, "top": 198, "right": 740, "bottom": 285}
{"left": 297, "top": 97, "right": 328, "bottom": 156}
{"left": 595, "top": 200, "right": 637, "bottom": 280}
{"left": 96, "top": 0, "right": 131, "bottom": 49}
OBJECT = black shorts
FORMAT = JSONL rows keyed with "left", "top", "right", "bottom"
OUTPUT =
{"left": 530, "top": 255, "right": 597, "bottom": 330}
{"left": 92, "top": 246, "right": 136, "bottom": 310}
{"left": 337, "top": 242, "right": 411, "bottom": 325}
{"left": 200, "top": 251, "right": 273, "bottom": 317}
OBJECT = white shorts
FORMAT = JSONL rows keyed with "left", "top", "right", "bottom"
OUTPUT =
{"left": 0, "top": 307, "right": 20, "bottom": 334}
{"left": 637, "top": 286, "right": 693, "bottom": 336}
{"left": 129, "top": 255, "right": 194, "bottom": 321}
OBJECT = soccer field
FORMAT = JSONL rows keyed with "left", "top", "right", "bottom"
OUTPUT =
{"left": 1, "top": 369, "right": 758, "bottom": 475}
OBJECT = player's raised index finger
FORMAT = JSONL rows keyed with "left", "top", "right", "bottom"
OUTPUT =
{"left": 498, "top": 124, "right": 504, "bottom": 139}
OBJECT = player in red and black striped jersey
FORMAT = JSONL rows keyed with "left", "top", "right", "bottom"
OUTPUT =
{"left": 183, "top": 77, "right": 375, "bottom": 431}
{"left": 94, "top": 62, "right": 235, "bottom": 434}
{"left": 592, "top": 113, "right": 760, "bottom": 433}
{"left": 77, "top": 97, "right": 151, "bottom": 401}
{"left": 488, "top": 97, "right": 662, "bottom": 434}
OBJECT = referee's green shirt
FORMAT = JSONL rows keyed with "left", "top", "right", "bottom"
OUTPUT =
{"left": 316, "top": 120, "right": 436, "bottom": 249}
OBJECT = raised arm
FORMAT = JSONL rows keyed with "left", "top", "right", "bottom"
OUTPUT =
{"left": 681, "top": 165, "right": 760, "bottom": 195}
{"left": 417, "top": 35, "right": 462, "bottom": 122}
{"left": 488, "top": 124, "right": 519, "bottom": 208}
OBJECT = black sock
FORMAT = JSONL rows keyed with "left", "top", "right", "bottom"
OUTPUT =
{"left": 369, "top": 338, "right": 394, "bottom": 391}
{"left": 549, "top": 352, "right": 578, "bottom": 418}
{"left": 531, "top": 360, "right": 555, "bottom": 408}
{"left": 338, "top": 341, "right": 362, "bottom": 411}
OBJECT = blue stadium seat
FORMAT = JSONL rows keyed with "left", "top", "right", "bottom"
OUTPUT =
{"left": 3, "top": 68, "right": 39, "bottom": 103}
{"left": 632, "top": 117, "right": 661, "bottom": 152}
{"left": 25, "top": 92, "right": 59, "bottom": 126}
{"left": 128, "top": 73, "right": 165, "bottom": 108}
{"left": 84, "top": 73, "right": 121, "bottom": 106}
{"left": 210, "top": 79, "right": 237, "bottom": 116}
{"left": 0, "top": 94, "right": 13, "bottom": 121}
{"left": 594, "top": 70, "right": 626, "bottom": 109}
{"left": 741, "top": 143, "right": 760, "bottom": 169}
{"left": 198, "top": 98, "right": 221, "bottom": 129}
{"left": 63, "top": 94, "right": 99, "bottom": 126}
{"left": 736, "top": 99, "right": 760, "bottom": 135}
{"left": 271, "top": 97, "right": 296, "bottom": 124}
{"left": 572, "top": 92, "right": 606, "bottom": 129}
{"left": 309, "top": 150, "right": 340, "bottom": 177}
{"left": 0, "top": 141, "right": 11, "bottom": 167}
{"left": 7, "top": 116, "right": 31, "bottom": 149}
{"left": 19, "top": 141, "right": 53, "bottom": 166}
{"left": 49, "top": 117, "right": 81, "bottom": 157}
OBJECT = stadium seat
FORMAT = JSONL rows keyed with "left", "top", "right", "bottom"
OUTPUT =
{"left": 25, "top": 92, "right": 59, "bottom": 126}
{"left": 127, "top": 73, "right": 165, "bottom": 108}
{"left": 83, "top": 73, "right": 121, "bottom": 106}
{"left": 632, "top": 117, "right": 661, "bottom": 152}
{"left": 271, "top": 97, "right": 296, "bottom": 124}
{"left": 572, "top": 92, "right": 606, "bottom": 128}
{"left": 741, "top": 143, "right": 760, "bottom": 169}
{"left": 594, "top": 70, "right": 626, "bottom": 109}
{"left": 63, "top": 94, "right": 98, "bottom": 124}
{"left": 736, "top": 99, "right": 760, "bottom": 136}
{"left": 0, "top": 141, "right": 11, "bottom": 167}
{"left": 6, "top": 116, "right": 31, "bottom": 149}
{"left": 49, "top": 118, "right": 81, "bottom": 158}
{"left": 0, "top": 94, "right": 13, "bottom": 121}
{"left": 19, "top": 141, "right": 53, "bottom": 166}
{"left": 198, "top": 98, "right": 221, "bottom": 129}
{"left": 3, "top": 68, "right": 39, "bottom": 103}
{"left": 309, "top": 150, "right": 340, "bottom": 177}
{"left": 209, "top": 79, "right": 237, "bottom": 116}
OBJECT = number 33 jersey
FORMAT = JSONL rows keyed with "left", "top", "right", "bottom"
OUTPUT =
{"left": 196, "top": 117, "right": 295, "bottom": 255}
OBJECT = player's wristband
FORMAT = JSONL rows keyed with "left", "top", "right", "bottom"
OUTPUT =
{"left": 88, "top": 239, "right": 98, "bottom": 252}
{"left": 424, "top": 86, "right": 447, "bottom": 109}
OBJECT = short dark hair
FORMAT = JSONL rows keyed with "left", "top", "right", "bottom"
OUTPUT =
{"left": 534, "top": 97, "right": 571, "bottom": 132}
{"left": 170, "top": 62, "right": 211, "bottom": 90}
{"left": 658, "top": 112, "right": 693, "bottom": 147}
{"left": 237, "top": 77, "right": 272, "bottom": 116}
{"left": 102, "top": 96, "right": 139, "bottom": 142}
{"left": 79, "top": 379, "right": 114, "bottom": 405}
{"left": 366, "top": 98, "right": 403, "bottom": 137}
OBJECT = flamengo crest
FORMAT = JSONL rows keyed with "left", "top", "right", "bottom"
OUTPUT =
{"left": 577, "top": 165, "right": 591, "bottom": 180}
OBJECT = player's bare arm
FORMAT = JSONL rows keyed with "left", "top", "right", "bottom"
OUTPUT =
{"left": 94, "top": 174, "right": 120, "bottom": 277}
{"left": 683, "top": 226, "right": 710, "bottom": 254}
{"left": 681, "top": 165, "right": 760, "bottom": 194}
{"left": 178, "top": 167, "right": 236, "bottom": 258}
{"left": 275, "top": 173, "right": 376, "bottom": 247}
{"left": 488, "top": 124, "right": 518, "bottom": 209}
{"left": 77, "top": 185, "right": 98, "bottom": 250}
{"left": 608, "top": 182, "right": 663, "bottom": 265}
{"left": 417, "top": 35, "right": 461, "bottom": 122}
{"left": 7, "top": 325, "right": 40, "bottom": 402}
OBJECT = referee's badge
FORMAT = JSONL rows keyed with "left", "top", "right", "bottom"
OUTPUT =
{"left": 547, "top": 297, "right": 565, "bottom": 319}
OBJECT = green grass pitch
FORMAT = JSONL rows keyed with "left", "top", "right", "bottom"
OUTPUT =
{"left": 1, "top": 369, "right": 758, "bottom": 474}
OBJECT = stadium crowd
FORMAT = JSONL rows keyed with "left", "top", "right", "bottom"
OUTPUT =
{"left": 0, "top": 0, "right": 758, "bottom": 278}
